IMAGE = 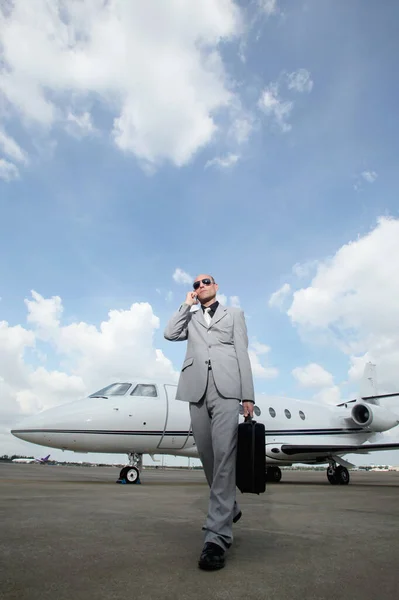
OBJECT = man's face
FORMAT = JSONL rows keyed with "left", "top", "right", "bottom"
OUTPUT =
{"left": 193, "top": 274, "right": 218, "bottom": 304}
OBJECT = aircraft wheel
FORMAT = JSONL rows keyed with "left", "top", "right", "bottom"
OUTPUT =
{"left": 125, "top": 466, "right": 140, "bottom": 483}
{"left": 327, "top": 466, "right": 339, "bottom": 485}
{"left": 272, "top": 467, "right": 282, "bottom": 482}
{"left": 119, "top": 466, "right": 140, "bottom": 484}
{"left": 337, "top": 466, "right": 350, "bottom": 485}
{"left": 266, "top": 467, "right": 282, "bottom": 483}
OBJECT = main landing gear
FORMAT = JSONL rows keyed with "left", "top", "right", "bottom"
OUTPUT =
{"left": 327, "top": 461, "right": 350, "bottom": 485}
{"left": 117, "top": 453, "right": 143, "bottom": 484}
{"left": 266, "top": 466, "right": 282, "bottom": 483}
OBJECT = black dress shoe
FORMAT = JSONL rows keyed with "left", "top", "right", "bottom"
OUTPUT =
{"left": 198, "top": 542, "right": 226, "bottom": 571}
{"left": 233, "top": 510, "right": 242, "bottom": 523}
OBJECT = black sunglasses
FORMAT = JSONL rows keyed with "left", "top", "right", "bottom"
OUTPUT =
{"left": 193, "top": 278, "right": 213, "bottom": 290}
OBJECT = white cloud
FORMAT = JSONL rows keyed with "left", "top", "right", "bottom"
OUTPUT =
{"left": 249, "top": 338, "right": 278, "bottom": 379}
{"left": 19, "top": 369, "right": 86, "bottom": 415}
{"left": 292, "top": 363, "right": 334, "bottom": 388}
{"left": 173, "top": 268, "right": 193, "bottom": 285}
{"left": 258, "top": 69, "right": 313, "bottom": 133}
{"left": 259, "top": 0, "right": 278, "bottom": 16}
{"left": 251, "top": 340, "right": 270, "bottom": 354}
{"left": 286, "top": 217, "right": 399, "bottom": 393}
{"left": 354, "top": 170, "right": 378, "bottom": 191}
{"left": 292, "top": 260, "right": 319, "bottom": 279}
{"left": 361, "top": 170, "right": 378, "bottom": 184}
{"left": 287, "top": 69, "right": 313, "bottom": 93}
{"left": 25, "top": 291, "right": 63, "bottom": 339}
{"left": 215, "top": 294, "right": 240, "bottom": 307}
{"left": 205, "top": 153, "right": 240, "bottom": 169}
{"left": 66, "top": 111, "right": 96, "bottom": 138}
{"left": 291, "top": 363, "right": 341, "bottom": 407}
{"left": 230, "top": 295, "right": 241, "bottom": 308}
{"left": 0, "top": 129, "right": 28, "bottom": 163}
{"left": 0, "top": 321, "right": 35, "bottom": 390}
{"left": 0, "top": 159, "right": 19, "bottom": 181}
{"left": 258, "top": 83, "right": 293, "bottom": 133}
{"left": 313, "top": 385, "right": 341, "bottom": 406}
{"left": 0, "top": 0, "right": 242, "bottom": 169}
{"left": 269, "top": 283, "right": 291, "bottom": 309}
{"left": 229, "top": 117, "right": 253, "bottom": 144}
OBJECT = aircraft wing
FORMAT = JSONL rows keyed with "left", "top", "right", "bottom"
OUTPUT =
{"left": 281, "top": 442, "right": 399, "bottom": 456}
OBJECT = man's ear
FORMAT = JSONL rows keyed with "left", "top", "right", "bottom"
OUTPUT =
{"left": 215, "top": 283, "right": 219, "bottom": 293}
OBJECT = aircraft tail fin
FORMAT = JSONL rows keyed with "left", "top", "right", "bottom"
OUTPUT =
{"left": 360, "top": 362, "right": 380, "bottom": 404}
{"left": 337, "top": 362, "right": 394, "bottom": 407}
{"left": 36, "top": 454, "right": 51, "bottom": 463}
{"left": 360, "top": 362, "right": 379, "bottom": 402}
{"left": 359, "top": 363, "right": 399, "bottom": 405}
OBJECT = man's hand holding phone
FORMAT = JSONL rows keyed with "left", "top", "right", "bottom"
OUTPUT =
{"left": 185, "top": 291, "right": 198, "bottom": 306}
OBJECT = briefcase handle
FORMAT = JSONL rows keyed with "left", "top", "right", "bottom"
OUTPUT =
{"left": 244, "top": 414, "right": 256, "bottom": 423}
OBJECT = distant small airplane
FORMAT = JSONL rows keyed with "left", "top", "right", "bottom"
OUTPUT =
{"left": 12, "top": 454, "right": 51, "bottom": 464}
{"left": 10, "top": 363, "right": 399, "bottom": 485}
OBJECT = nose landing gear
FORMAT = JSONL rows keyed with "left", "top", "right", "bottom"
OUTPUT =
{"left": 327, "top": 462, "right": 350, "bottom": 485}
{"left": 117, "top": 452, "right": 143, "bottom": 484}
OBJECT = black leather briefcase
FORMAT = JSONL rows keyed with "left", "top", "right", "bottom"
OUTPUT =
{"left": 236, "top": 415, "right": 266, "bottom": 494}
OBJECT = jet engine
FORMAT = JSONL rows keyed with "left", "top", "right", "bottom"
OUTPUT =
{"left": 351, "top": 402, "right": 399, "bottom": 432}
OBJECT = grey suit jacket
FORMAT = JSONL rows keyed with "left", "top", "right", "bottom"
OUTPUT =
{"left": 164, "top": 303, "right": 255, "bottom": 404}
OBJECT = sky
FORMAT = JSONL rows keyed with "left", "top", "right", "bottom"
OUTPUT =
{"left": 1, "top": 0, "right": 399, "bottom": 467}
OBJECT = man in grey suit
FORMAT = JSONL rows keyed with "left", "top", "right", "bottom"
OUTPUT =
{"left": 164, "top": 274, "right": 255, "bottom": 571}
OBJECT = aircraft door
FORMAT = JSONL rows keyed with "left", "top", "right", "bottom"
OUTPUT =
{"left": 158, "top": 384, "right": 191, "bottom": 449}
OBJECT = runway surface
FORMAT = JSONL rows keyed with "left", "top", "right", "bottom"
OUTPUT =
{"left": 1, "top": 464, "right": 399, "bottom": 600}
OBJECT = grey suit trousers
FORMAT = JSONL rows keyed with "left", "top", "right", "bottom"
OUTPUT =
{"left": 189, "top": 369, "right": 241, "bottom": 550}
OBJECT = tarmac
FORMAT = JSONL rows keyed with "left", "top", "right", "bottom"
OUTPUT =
{"left": 1, "top": 463, "right": 399, "bottom": 600}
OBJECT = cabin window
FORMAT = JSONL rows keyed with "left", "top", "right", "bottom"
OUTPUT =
{"left": 269, "top": 407, "right": 276, "bottom": 418}
{"left": 284, "top": 409, "right": 291, "bottom": 419}
{"left": 131, "top": 384, "right": 158, "bottom": 397}
{"left": 299, "top": 410, "right": 306, "bottom": 420}
{"left": 89, "top": 383, "right": 131, "bottom": 397}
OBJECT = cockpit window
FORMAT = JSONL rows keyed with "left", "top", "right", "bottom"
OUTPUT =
{"left": 89, "top": 383, "right": 131, "bottom": 397}
{"left": 131, "top": 384, "right": 158, "bottom": 397}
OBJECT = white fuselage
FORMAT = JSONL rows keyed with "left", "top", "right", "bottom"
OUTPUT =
{"left": 11, "top": 381, "right": 375, "bottom": 466}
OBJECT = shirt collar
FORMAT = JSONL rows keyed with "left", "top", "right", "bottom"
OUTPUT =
{"left": 201, "top": 300, "right": 219, "bottom": 315}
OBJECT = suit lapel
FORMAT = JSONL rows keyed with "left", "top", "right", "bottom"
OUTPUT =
{"left": 193, "top": 303, "right": 228, "bottom": 329}
{"left": 193, "top": 306, "right": 208, "bottom": 328}
{"left": 210, "top": 304, "right": 227, "bottom": 327}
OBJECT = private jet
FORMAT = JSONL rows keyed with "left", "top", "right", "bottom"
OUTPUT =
{"left": 11, "top": 364, "right": 399, "bottom": 486}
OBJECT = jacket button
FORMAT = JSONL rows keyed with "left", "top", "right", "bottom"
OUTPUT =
{"left": 205, "top": 360, "right": 208, "bottom": 364}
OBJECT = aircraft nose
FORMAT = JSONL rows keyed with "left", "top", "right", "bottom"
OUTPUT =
{"left": 11, "top": 412, "right": 57, "bottom": 447}
{"left": 10, "top": 400, "right": 93, "bottom": 449}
